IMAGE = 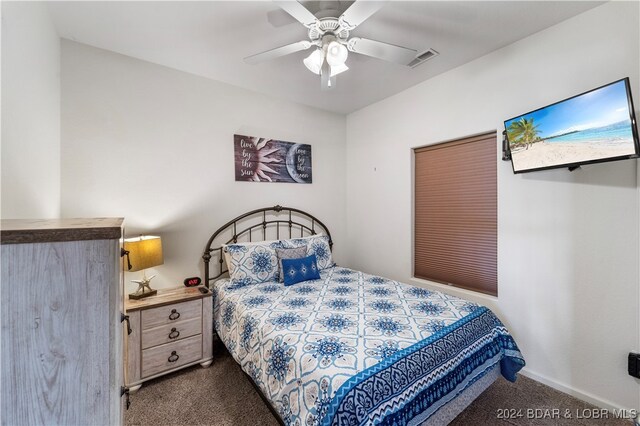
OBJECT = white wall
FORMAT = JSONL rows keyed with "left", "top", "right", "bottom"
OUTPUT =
{"left": 48, "top": 1, "right": 640, "bottom": 411}
{"left": 346, "top": 1, "right": 639, "bottom": 412}
{"left": 1, "top": 2, "right": 60, "bottom": 218}
{"left": 60, "top": 40, "right": 346, "bottom": 293}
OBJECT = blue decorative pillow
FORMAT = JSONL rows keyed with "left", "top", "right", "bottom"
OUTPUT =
{"left": 225, "top": 242, "right": 279, "bottom": 284}
{"left": 282, "top": 235, "right": 334, "bottom": 270}
{"left": 282, "top": 255, "right": 321, "bottom": 286}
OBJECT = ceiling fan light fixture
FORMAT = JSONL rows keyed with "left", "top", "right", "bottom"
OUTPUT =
{"left": 248, "top": 1, "right": 422, "bottom": 92}
{"left": 330, "top": 63, "right": 349, "bottom": 77}
{"left": 304, "top": 49, "right": 324, "bottom": 75}
{"left": 326, "top": 41, "right": 348, "bottom": 66}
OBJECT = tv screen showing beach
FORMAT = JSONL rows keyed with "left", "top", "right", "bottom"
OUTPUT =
{"left": 505, "top": 78, "right": 639, "bottom": 173}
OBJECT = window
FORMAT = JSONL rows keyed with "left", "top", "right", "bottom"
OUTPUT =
{"left": 413, "top": 132, "right": 497, "bottom": 296}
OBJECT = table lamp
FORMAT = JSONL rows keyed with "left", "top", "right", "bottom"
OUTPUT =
{"left": 124, "top": 235, "right": 164, "bottom": 300}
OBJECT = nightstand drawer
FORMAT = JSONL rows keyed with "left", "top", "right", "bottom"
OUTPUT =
{"left": 141, "top": 335, "right": 202, "bottom": 378}
{"left": 141, "top": 299, "right": 201, "bottom": 330}
{"left": 142, "top": 317, "right": 202, "bottom": 349}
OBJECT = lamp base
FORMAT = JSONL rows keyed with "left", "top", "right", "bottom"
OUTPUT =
{"left": 128, "top": 275, "right": 157, "bottom": 300}
{"left": 128, "top": 289, "right": 157, "bottom": 300}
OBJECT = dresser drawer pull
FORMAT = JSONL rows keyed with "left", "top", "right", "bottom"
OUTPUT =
{"left": 168, "top": 351, "right": 179, "bottom": 363}
{"left": 168, "top": 309, "right": 181, "bottom": 321}
{"left": 168, "top": 328, "right": 180, "bottom": 340}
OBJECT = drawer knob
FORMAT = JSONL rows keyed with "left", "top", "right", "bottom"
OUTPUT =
{"left": 168, "top": 328, "right": 180, "bottom": 340}
{"left": 168, "top": 309, "right": 181, "bottom": 321}
{"left": 168, "top": 351, "right": 179, "bottom": 363}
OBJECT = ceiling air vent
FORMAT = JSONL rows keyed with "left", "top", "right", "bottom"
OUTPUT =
{"left": 408, "top": 49, "right": 439, "bottom": 68}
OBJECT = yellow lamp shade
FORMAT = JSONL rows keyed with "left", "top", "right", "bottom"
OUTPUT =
{"left": 124, "top": 236, "right": 163, "bottom": 272}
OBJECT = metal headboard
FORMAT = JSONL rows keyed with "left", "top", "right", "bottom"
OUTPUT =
{"left": 202, "top": 205, "right": 333, "bottom": 288}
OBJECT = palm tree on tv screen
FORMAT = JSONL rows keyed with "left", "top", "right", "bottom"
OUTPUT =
{"left": 508, "top": 117, "right": 541, "bottom": 150}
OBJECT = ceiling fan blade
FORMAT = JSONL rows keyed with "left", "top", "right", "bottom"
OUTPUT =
{"left": 273, "top": 1, "right": 319, "bottom": 28}
{"left": 244, "top": 41, "right": 312, "bottom": 64}
{"left": 347, "top": 37, "right": 417, "bottom": 65}
{"left": 339, "top": 1, "right": 385, "bottom": 30}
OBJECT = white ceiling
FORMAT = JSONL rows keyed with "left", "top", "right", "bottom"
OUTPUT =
{"left": 48, "top": 1, "right": 604, "bottom": 114}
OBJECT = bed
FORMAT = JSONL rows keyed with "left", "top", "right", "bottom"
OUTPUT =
{"left": 203, "top": 206, "right": 524, "bottom": 425}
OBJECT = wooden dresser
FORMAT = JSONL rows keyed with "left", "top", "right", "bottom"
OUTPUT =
{"left": 125, "top": 287, "right": 213, "bottom": 391}
{"left": 1, "top": 218, "right": 125, "bottom": 425}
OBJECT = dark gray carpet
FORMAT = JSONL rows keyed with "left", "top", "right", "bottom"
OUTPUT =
{"left": 125, "top": 344, "right": 629, "bottom": 426}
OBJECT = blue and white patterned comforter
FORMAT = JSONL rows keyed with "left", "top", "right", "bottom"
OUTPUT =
{"left": 212, "top": 267, "right": 524, "bottom": 425}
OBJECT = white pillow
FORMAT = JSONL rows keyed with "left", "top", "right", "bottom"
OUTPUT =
{"left": 223, "top": 239, "right": 284, "bottom": 284}
{"left": 282, "top": 234, "right": 334, "bottom": 270}
{"left": 222, "top": 238, "right": 283, "bottom": 270}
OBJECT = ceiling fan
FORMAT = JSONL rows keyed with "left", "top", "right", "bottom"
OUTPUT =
{"left": 244, "top": 1, "right": 420, "bottom": 90}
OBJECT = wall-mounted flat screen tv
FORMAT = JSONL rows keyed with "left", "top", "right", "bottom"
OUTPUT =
{"left": 505, "top": 78, "right": 639, "bottom": 174}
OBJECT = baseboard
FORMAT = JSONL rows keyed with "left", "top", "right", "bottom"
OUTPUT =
{"left": 519, "top": 367, "right": 635, "bottom": 415}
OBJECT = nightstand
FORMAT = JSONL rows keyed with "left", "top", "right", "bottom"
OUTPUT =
{"left": 125, "top": 287, "right": 213, "bottom": 392}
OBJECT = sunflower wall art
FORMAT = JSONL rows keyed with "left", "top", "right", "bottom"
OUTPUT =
{"left": 234, "top": 134, "right": 312, "bottom": 183}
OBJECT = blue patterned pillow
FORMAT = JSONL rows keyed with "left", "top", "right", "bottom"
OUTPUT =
{"left": 283, "top": 235, "right": 334, "bottom": 270}
{"left": 225, "top": 242, "right": 280, "bottom": 284}
{"left": 282, "top": 255, "right": 321, "bottom": 286}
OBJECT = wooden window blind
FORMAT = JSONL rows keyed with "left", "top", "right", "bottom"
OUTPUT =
{"left": 414, "top": 132, "right": 497, "bottom": 296}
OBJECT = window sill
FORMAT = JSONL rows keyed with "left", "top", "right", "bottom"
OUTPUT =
{"left": 409, "top": 276, "right": 499, "bottom": 306}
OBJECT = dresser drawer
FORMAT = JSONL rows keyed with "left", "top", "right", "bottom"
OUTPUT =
{"left": 141, "top": 299, "right": 201, "bottom": 330}
{"left": 141, "top": 334, "right": 202, "bottom": 378}
{"left": 141, "top": 317, "right": 202, "bottom": 349}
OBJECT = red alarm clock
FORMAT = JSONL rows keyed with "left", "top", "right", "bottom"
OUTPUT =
{"left": 183, "top": 277, "right": 202, "bottom": 287}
